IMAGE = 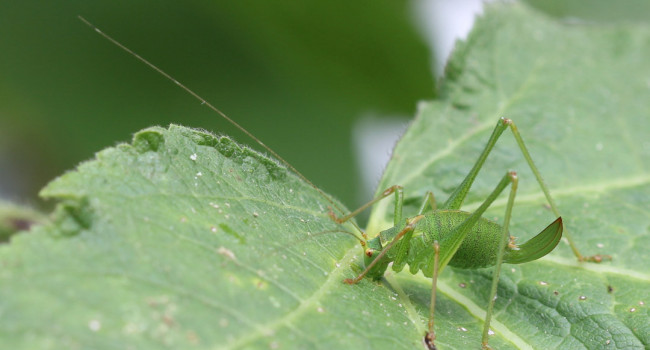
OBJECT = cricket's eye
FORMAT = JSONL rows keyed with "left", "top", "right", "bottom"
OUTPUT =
{"left": 365, "top": 249, "right": 374, "bottom": 257}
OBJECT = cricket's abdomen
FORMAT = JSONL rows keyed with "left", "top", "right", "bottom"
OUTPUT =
{"left": 425, "top": 210, "right": 505, "bottom": 269}
{"left": 398, "top": 210, "right": 508, "bottom": 277}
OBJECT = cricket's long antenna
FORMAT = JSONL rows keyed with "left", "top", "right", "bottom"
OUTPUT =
{"left": 78, "top": 16, "right": 357, "bottom": 227}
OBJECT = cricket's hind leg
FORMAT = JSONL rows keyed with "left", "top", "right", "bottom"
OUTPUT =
{"left": 424, "top": 241, "right": 440, "bottom": 350}
{"left": 424, "top": 171, "right": 519, "bottom": 349}
{"left": 442, "top": 117, "right": 607, "bottom": 262}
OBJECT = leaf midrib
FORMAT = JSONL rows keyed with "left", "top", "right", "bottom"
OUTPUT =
{"left": 223, "top": 246, "right": 361, "bottom": 350}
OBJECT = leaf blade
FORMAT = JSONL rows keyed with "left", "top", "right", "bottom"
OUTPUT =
{"left": 2, "top": 3, "right": 650, "bottom": 349}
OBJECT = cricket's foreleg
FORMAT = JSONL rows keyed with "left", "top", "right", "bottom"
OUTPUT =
{"left": 329, "top": 185, "right": 403, "bottom": 225}
{"left": 328, "top": 185, "right": 403, "bottom": 247}
{"left": 481, "top": 172, "right": 519, "bottom": 349}
{"left": 424, "top": 240, "right": 440, "bottom": 350}
{"left": 504, "top": 119, "right": 609, "bottom": 263}
{"left": 343, "top": 215, "right": 424, "bottom": 285}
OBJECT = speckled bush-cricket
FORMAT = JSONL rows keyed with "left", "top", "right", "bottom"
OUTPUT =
{"left": 79, "top": 16, "right": 608, "bottom": 350}
{"left": 332, "top": 117, "right": 565, "bottom": 349}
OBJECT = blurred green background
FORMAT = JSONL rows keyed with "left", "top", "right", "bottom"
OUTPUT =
{"left": 0, "top": 0, "right": 434, "bottom": 208}
{"left": 1, "top": 0, "right": 648, "bottom": 211}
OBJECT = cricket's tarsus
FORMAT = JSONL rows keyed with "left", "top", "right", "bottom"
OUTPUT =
{"left": 426, "top": 240, "right": 440, "bottom": 349}
{"left": 424, "top": 331, "right": 437, "bottom": 350}
{"left": 79, "top": 16, "right": 607, "bottom": 349}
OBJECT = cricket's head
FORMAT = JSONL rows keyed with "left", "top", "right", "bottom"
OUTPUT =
{"left": 363, "top": 235, "right": 390, "bottom": 281}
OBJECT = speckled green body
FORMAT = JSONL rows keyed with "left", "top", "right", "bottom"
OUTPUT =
{"left": 364, "top": 210, "right": 502, "bottom": 280}
{"left": 364, "top": 210, "right": 562, "bottom": 280}
{"left": 419, "top": 210, "right": 504, "bottom": 269}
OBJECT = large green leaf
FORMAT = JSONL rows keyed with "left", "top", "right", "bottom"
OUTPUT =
{"left": 1, "top": 3, "right": 649, "bottom": 350}
{"left": 367, "top": 3, "right": 650, "bottom": 349}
